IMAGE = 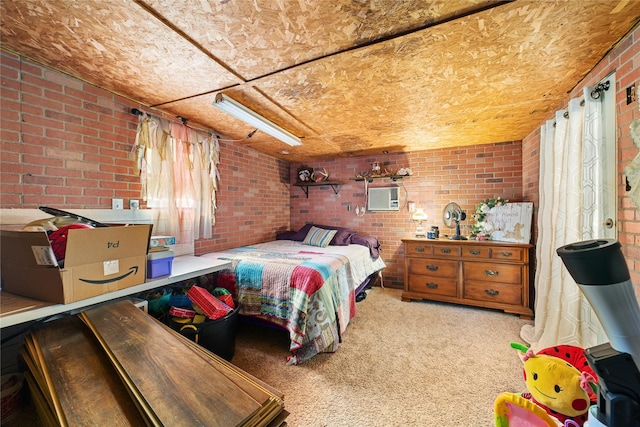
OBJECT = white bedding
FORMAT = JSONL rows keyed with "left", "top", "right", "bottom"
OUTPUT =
{"left": 254, "top": 240, "right": 386, "bottom": 290}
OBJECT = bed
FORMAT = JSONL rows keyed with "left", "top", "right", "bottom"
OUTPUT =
{"left": 200, "top": 224, "right": 386, "bottom": 364}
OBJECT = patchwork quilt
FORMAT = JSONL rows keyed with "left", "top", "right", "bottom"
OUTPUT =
{"left": 201, "top": 240, "right": 386, "bottom": 364}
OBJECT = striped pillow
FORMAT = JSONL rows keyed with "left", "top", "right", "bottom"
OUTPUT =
{"left": 302, "top": 226, "right": 338, "bottom": 248}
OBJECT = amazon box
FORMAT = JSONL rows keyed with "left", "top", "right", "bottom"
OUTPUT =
{"left": 0, "top": 225, "right": 151, "bottom": 304}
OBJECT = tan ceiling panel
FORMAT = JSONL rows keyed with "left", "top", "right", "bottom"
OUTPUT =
{"left": 140, "top": 0, "right": 493, "bottom": 81}
{"left": 1, "top": 0, "right": 639, "bottom": 163}
{"left": 0, "top": 0, "right": 240, "bottom": 105}
{"left": 248, "top": 1, "right": 640, "bottom": 156}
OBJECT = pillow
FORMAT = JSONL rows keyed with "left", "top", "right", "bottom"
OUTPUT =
{"left": 351, "top": 234, "right": 381, "bottom": 259}
{"left": 331, "top": 228, "right": 356, "bottom": 246}
{"left": 302, "top": 226, "right": 338, "bottom": 248}
{"left": 287, "top": 223, "right": 356, "bottom": 246}
{"left": 276, "top": 231, "right": 298, "bottom": 240}
{"left": 289, "top": 223, "right": 315, "bottom": 241}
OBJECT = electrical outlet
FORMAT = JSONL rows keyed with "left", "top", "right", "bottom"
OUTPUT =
{"left": 112, "top": 198, "right": 124, "bottom": 210}
{"left": 129, "top": 199, "right": 140, "bottom": 210}
{"left": 627, "top": 83, "right": 636, "bottom": 105}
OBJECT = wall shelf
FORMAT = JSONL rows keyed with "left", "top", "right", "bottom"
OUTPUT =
{"left": 351, "top": 175, "right": 409, "bottom": 183}
{"left": 293, "top": 181, "right": 343, "bottom": 198}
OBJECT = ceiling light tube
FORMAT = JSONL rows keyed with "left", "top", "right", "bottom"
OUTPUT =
{"left": 213, "top": 93, "right": 302, "bottom": 146}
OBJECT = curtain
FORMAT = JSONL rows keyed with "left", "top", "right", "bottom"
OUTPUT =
{"left": 520, "top": 86, "right": 606, "bottom": 351}
{"left": 134, "top": 115, "right": 219, "bottom": 244}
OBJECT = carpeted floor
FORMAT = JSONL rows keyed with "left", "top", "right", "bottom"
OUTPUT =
{"left": 231, "top": 287, "right": 533, "bottom": 427}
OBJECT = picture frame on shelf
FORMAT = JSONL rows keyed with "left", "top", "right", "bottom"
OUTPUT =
{"left": 297, "top": 166, "right": 313, "bottom": 183}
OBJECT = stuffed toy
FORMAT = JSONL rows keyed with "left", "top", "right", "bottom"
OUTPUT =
{"left": 511, "top": 342, "right": 598, "bottom": 427}
{"left": 494, "top": 392, "right": 562, "bottom": 426}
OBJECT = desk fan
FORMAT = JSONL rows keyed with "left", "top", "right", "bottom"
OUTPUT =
{"left": 443, "top": 202, "right": 467, "bottom": 240}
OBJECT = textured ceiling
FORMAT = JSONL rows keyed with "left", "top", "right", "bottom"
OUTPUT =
{"left": 1, "top": 0, "right": 639, "bottom": 162}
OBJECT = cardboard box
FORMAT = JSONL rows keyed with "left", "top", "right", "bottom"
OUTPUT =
{"left": 0, "top": 225, "right": 151, "bottom": 304}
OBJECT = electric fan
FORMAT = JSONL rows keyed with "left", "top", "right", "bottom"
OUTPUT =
{"left": 442, "top": 202, "right": 467, "bottom": 240}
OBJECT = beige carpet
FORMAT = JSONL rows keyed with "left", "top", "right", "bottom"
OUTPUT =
{"left": 231, "top": 287, "right": 533, "bottom": 427}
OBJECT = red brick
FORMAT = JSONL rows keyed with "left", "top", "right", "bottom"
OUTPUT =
{"left": 24, "top": 175, "right": 64, "bottom": 186}
{"left": 46, "top": 129, "right": 83, "bottom": 143}
{"left": 18, "top": 61, "right": 44, "bottom": 78}
{"left": 45, "top": 90, "right": 84, "bottom": 108}
{"left": 65, "top": 86, "right": 98, "bottom": 103}
{"left": 66, "top": 196, "right": 99, "bottom": 206}
{"left": 45, "top": 167, "right": 83, "bottom": 178}
{"left": 83, "top": 187, "right": 114, "bottom": 197}
{"left": 64, "top": 123, "right": 99, "bottom": 137}
{"left": 22, "top": 73, "right": 62, "bottom": 92}
{"left": 65, "top": 160, "right": 100, "bottom": 171}
{"left": 3, "top": 183, "right": 45, "bottom": 194}
{"left": 23, "top": 195, "right": 65, "bottom": 205}
{"left": 22, "top": 155, "right": 63, "bottom": 167}
{"left": 44, "top": 69, "right": 83, "bottom": 90}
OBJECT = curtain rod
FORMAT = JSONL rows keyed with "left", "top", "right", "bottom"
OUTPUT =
{"left": 557, "top": 80, "right": 611, "bottom": 122}
{"left": 130, "top": 108, "right": 249, "bottom": 143}
{"left": 130, "top": 107, "right": 216, "bottom": 137}
{"left": 590, "top": 80, "right": 610, "bottom": 99}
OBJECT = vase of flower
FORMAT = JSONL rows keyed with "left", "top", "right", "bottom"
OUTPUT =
{"left": 470, "top": 197, "right": 508, "bottom": 240}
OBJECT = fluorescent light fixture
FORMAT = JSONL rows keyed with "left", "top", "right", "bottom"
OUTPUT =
{"left": 213, "top": 93, "right": 302, "bottom": 146}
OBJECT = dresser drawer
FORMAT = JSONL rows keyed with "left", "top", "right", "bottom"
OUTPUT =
{"left": 408, "top": 275, "right": 457, "bottom": 297}
{"left": 432, "top": 244, "right": 461, "bottom": 257}
{"left": 405, "top": 242, "right": 433, "bottom": 256}
{"left": 463, "top": 262, "right": 521, "bottom": 284}
{"left": 462, "top": 245, "right": 491, "bottom": 259}
{"left": 491, "top": 247, "right": 525, "bottom": 262}
{"left": 464, "top": 281, "right": 521, "bottom": 305}
{"left": 408, "top": 258, "right": 457, "bottom": 277}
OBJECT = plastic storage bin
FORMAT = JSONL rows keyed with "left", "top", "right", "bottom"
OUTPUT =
{"left": 147, "top": 250, "right": 174, "bottom": 279}
{"left": 166, "top": 301, "right": 240, "bottom": 361}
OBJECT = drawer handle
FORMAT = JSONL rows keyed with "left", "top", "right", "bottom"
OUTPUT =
{"left": 469, "top": 249, "right": 481, "bottom": 255}
{"left": 484, "top": 269, "right": 499, "bottom": 277}
{"left": 485, "top": 289, "right": 500, "bottom": 297}
{"left": 501, "top": 252, "right": 512, "bottom": 257}
{"left": 426, "top": 282, "right": 439, "bottom": 289}
{"left": 426, "top": 264, "right": 439, "bottom": 272}
{"left": 415, "top": 247, "right": 425, "bottom": 252}
{"left": 441, "top": 248, "right": 451, "bottom": 254}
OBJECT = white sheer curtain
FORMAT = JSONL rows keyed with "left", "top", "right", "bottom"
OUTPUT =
{"left": 521, "top": 86, "right": 607, "bottom": 351}
{"left": 134, "top": 115, "right": 219, "bottom": 244}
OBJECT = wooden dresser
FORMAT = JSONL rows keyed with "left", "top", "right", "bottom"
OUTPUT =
{"left": 401, "top": 238, "right": 533, "bottom": 318}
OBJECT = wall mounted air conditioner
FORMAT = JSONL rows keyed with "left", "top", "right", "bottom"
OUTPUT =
{"left": 368, "top": 186, "right": 400, "bottom": 211}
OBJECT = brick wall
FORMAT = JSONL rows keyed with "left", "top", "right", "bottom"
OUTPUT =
{"left": 290, "top": 141, "right": 525, "bottom": 288}
{"left": 194, "top": 146, "right": 290, "bottom": 254}
{"left": 613, "top": 28, "right": 640, "bottom": 293}
{"left": 0, "top": 50, "right": 290, "bottom": 250}
{"left": 1, "top": 51, "right": 141, "bottom": 208}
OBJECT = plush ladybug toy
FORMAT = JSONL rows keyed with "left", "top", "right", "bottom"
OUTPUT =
{"left": 511, "top": 342, "right": 598, "bottom": 426}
